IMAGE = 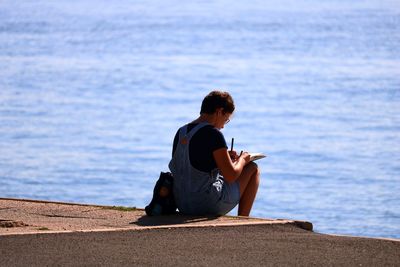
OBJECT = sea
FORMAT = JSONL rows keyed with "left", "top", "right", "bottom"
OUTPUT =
{"left": 1, "top": 0, "right": 399, "bottom": 239}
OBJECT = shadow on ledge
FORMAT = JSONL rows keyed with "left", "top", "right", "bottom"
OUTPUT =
{"left": 132, "top": 214, "right": 219, "bottom": 227}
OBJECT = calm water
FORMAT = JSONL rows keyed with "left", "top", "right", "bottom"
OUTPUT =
{"left": 1, "top": 0, "right": 399, "bottom": 238}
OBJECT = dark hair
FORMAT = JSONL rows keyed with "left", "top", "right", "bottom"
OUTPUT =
{"left": 200, "top": 91, "right": 235, "bottom": 115}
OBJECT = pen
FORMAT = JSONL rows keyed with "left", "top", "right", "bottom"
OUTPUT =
{"left": 230, "top": 138, "right": 234, "bottom": 151}
{"left": 239, "top": 150, "right": 243, "bottom": 157}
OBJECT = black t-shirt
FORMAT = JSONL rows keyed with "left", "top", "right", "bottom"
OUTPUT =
{"left": 172, "top": 123, "right": 228, "bottom": 172}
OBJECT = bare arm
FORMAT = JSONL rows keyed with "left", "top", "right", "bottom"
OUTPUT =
{"left": 213, "top": 148, "right": 250, "bottom": 183}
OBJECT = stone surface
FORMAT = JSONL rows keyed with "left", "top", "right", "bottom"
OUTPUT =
{"left": 1, "top": 198, "right": 399, "bottom": 266}
{"left": 0, "top": 198, "right": 311, "bottom": 235}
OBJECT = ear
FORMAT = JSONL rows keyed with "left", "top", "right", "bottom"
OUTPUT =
{"left": 216, "top": 108, "right": 224, "bottom": 115}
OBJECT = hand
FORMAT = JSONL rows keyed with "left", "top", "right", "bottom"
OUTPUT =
{"left": 240, "top": 151, "right": 251, "bottom": 164}
{"left": 229, "top": 150, "right": 239, "bottom": 162}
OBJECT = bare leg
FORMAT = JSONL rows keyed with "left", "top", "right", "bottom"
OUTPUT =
{"left": 236, "top": 162, "right": 260, "bottom": 216}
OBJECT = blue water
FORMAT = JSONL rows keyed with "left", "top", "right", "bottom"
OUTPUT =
{"left": 1, "top": 0, "right": 399, "bottom": 238}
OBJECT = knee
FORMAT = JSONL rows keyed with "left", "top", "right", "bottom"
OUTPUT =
{"left": 247, "top": 162, "right": 260, "bottom": 183}
{"left": 247, "top": 162, "right": 260, "bottom": 174}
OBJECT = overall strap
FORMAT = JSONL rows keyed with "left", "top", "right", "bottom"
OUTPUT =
{"left": 185, "top": 122, "right": 210, "bottom": 140}
{"left": 177, "top": 122, "right": 210, "bottom": 145}
{"left": 178, "top": 125, "right": 188, "bottom": 142}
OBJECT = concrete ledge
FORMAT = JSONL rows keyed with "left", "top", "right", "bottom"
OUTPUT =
{"left": 1, "top": 198, "right": 400, "bottom": 266}
{"left": 0, "top": 197, "right": 312, "bottom": 236}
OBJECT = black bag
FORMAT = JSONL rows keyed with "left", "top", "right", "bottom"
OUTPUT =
{"left": 145, "top": 172, "right": 177, "bottom": 216}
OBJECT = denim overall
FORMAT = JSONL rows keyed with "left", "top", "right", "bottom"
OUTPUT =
{"left": 168, "top": 122, "right": 240, "bottom": 215}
